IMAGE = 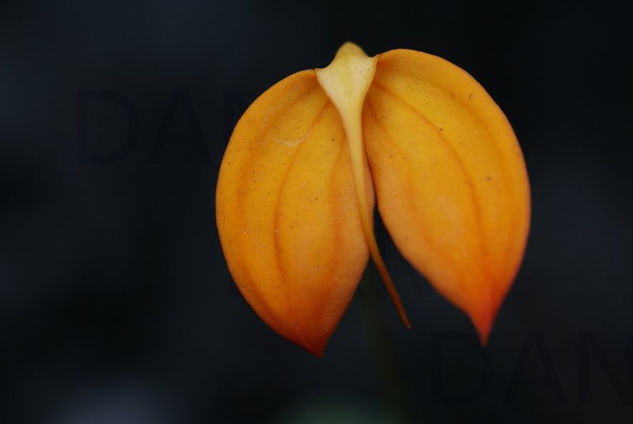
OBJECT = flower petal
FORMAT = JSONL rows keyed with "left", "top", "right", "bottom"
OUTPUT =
{"left": 363, "top": 49, "right": 530, "bottom": 343}
{"left": 216, "top": 70, "right": 372, "bottom": 356}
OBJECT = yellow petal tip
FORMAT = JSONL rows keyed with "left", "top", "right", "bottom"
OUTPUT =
{"left": 333, "top": 41, "right": 368, "bottom": 59}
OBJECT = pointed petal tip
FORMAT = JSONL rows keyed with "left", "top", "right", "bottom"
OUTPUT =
{"left": 470, "top": 303, "right": 497, "bottom": 347}
{"left": 299, "top": 339, "right": 327, "bottom": 359}
{"left": 309, "top": 348, "right": 325, "bottom": 359}
{"left": 403, "top": 315, "right": 412, "bottom": 329}
{"left": 475, "top": 321, "right": 492, "bottom": 347}
{"left": 288, "top": 328, "right": 330, "bottom": 358}
{"left": 336, "top": 41, "right": 366, "bottom": 56}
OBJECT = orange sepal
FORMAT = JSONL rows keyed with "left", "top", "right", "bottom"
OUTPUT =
{"left": 363, "top": 49, "right": 530, "bottom": 343}
{"left": 216, "top": 70, "right": 373, "bottom": 356}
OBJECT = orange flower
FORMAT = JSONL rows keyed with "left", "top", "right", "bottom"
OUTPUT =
{"left": 216, "top": 42, "right": 530, "bottom": 357}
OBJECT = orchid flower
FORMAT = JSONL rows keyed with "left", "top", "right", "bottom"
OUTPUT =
{"left": 216, "top": 42, "right": 530, "bottom": 357}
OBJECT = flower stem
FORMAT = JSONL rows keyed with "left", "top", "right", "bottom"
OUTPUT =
{"left": 357, "top": 264, "right": 416, "bottom": 423}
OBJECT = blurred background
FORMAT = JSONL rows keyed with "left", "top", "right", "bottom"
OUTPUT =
{"left": 1, "top": 0, "right": 632, "bottom": 422}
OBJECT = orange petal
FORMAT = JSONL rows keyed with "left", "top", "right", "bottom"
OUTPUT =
{"left": 362, "top": 49, "right": 530, "bottom": 343}
{"left": 216, "top": 70, "right": 372, "bottom": 357}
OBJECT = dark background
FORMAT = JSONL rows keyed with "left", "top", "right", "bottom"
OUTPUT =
{"left": 1, "top": 0, "right": 632, "bottom": 422}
